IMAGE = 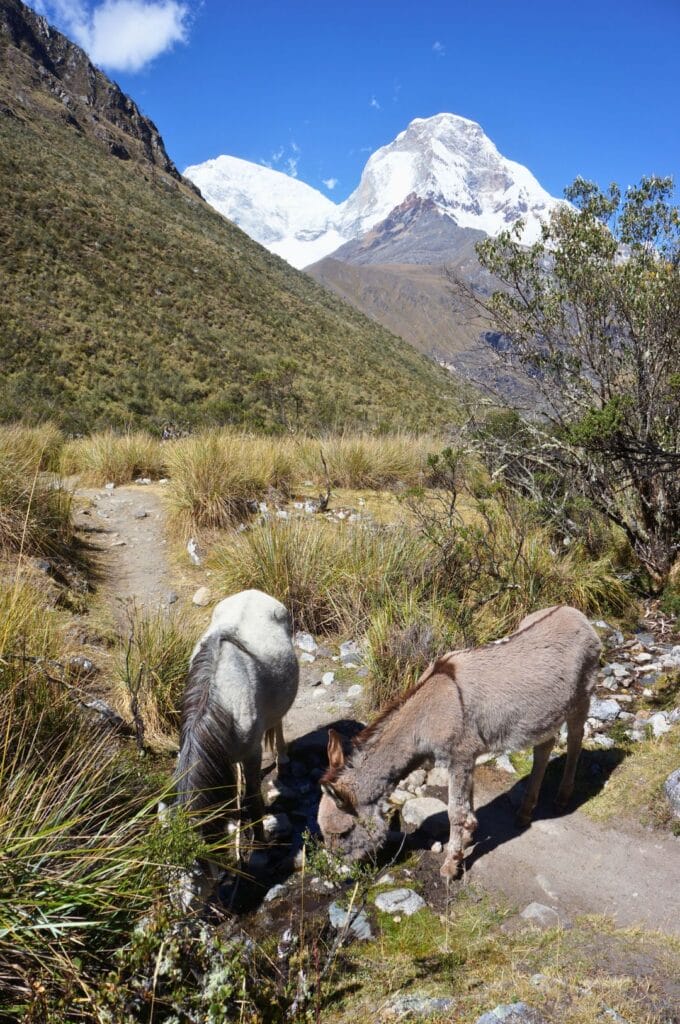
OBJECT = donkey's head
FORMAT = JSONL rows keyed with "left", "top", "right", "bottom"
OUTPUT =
{"left": 318, "top": 729, "right": 389, "bottom": 863}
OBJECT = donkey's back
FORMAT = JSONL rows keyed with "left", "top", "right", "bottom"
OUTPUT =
{"left": 454, "top": 605, "right": 601, "bottom": 756}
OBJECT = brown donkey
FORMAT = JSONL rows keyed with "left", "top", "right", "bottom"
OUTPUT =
{"left": 318, "top": 605, "right": 600, "bottom": 878}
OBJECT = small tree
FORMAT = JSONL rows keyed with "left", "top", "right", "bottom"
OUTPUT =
{"left": 456, "top": 176, "right": 680, "bottom": 586}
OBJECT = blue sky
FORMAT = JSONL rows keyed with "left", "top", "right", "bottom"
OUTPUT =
{"left": 33, "top": 0, "right": 680, "bottom": 203}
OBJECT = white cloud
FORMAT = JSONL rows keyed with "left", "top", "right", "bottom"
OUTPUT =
{"left": 322, "top": 177, "right": 338, "bottom": 190}
{"left": 369, "top": 95, "right": 381, "bottom": 110}
{"left": 286, "top": 155, "right": 299, "bottom": 178}
{"left": 432, "top": 40, "right": 445, "bottom": 57}
{"left": 38, "top": 1, "right": 190, "bottom": 73}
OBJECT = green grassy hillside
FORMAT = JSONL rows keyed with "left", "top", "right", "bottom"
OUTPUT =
{"left": 0, "top": 5, "right": 462, "bottom": 433}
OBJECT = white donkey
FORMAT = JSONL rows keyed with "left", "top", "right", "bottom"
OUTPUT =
{"left": 318, "top": 606, "right": 600, "bottom": 878}
{"left": 172, "top": 589, "right": 299, "bottom": 905}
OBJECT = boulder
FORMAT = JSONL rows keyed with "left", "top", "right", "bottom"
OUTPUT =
{"left": 400, "top": 796, "right": 448, "bottom": 835}
{"left": 588, "top": 697, "right": 621, "bottom": 723}
{"left": 328, "top": 901, "right": 373, "bottom": 940}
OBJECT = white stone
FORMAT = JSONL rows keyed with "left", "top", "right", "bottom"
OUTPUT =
{"left": 495, "top": 753, "right": 516, "bottom": 774}
{"left": 321, "top": 671, "right": 335, "bottom": 686}
{"left": 388, "top": 788, "right": 411, "bottom": 807}
{"left": 588, "top": 697, "right": 621, "bottom": 723}
{"left": 346, "top": 684, "right": 363, "bottom": 698}
{"left": 300, "top": 652, "right": 316, "bottom": 664}
{"left": 192, "top": 586, "right": 211, "bottom": 607}
{"left": 648, "top": 712, "right": 671, "bottom": 738}
{"left": 262, "top": 813, "right": 291, "bottom": 839}
{"left": 426, "top": 766, "right": 449, "bottom": 788}
{"left": 264, "top": 884, "right": 287, "bottom": 902}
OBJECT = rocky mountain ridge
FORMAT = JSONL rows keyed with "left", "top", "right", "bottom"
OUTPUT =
{"left": 0, "top": 0, "right": 190, "bottom": 184}
{"left": 185, "top": 112, "right": 562, "bottom": 269}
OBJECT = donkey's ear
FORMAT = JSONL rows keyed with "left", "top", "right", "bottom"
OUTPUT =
{"left": 320, "top": 781, "right": 356, "bottom": 814}
{"left": 327, "top": 728, "right": 345, "bottom": 769}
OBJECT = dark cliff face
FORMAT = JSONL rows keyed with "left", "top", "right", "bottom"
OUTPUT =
{"left": 0, "top": 0, "right": 197, "bottom": 189}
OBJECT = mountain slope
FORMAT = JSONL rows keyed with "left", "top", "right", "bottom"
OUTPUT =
{"left": 184, "top": 112, "right": 562, "bottom": 269}
{"left": 0, "top": 0, "right": 463, "bottom": 434}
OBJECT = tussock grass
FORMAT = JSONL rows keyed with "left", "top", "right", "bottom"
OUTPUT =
{"left": 164, "top": 430, "right": 282, "bottom": 532}
{"left": 113, "top": 605, "right": 194, "bottom": 744}
{"left": 0, "top": 429, "right": 74, "bottom": 557}
{"left": 0, "top": 422, "right": 63, "bottom": 471}
{"left": 299, "top": 432, "right": 436, "bottom": 489}
{"left": 60, "top": 429, "right": 166, "bottom": 485}
{"left": 211, "top": 518, "right": 429, "bottom": 634}
{"left": 365, "top": 591, "right": 459, "bottom": 709}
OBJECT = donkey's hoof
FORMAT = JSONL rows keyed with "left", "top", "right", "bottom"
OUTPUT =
{"left": 440, "top": 856, "right": 462, "bottom": 880}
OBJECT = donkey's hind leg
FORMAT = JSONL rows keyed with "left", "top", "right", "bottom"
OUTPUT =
{"left": 556, "top": 701, "right": 588, "bottom": 810}
{"left": 517, "top": 737, "right": 555, "bottom": 827}
{"left": 441, "top": 759, "right": 477, "bottom": 879}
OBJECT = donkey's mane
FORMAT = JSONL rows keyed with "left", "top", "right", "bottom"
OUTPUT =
{"left": 321, "top": 655, "right": 456, "bottom": 785}
{"left": 175, "top": 630, "right": 247, "bottom": 821}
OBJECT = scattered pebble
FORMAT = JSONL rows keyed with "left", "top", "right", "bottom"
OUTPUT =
{"left": 192, "top": 586, "right": 211, "bottom": 607}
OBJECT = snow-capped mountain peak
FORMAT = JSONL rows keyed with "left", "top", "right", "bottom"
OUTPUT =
{"left": 184, "top": 114, "right": 560, "bottom": 268}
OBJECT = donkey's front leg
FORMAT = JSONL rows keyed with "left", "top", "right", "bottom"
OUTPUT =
{"left": 242, "top": 754, "right": 266, "bottom": 845}
{"left": 441, "top": 759, "right": 477, "bottom": 879}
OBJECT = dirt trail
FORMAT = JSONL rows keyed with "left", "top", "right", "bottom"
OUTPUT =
{"left": 77, "top": 483, "right": 176, "bottom": 625}
{"left": 76, "top": 485, "right": 680, "bottom": 937}
{"left": 459, "top": 776, "right": 680, "bottom": 935}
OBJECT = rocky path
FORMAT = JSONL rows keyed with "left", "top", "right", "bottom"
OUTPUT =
{"left": 75, "top": 485, "right": 680, "bottom": 938}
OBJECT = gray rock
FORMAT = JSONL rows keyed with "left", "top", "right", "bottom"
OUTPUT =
{"left": 475, "top": 1004, "right": 548, "bottom": 1024}
{"left": 602, "top": 1009, "right": 630, "bottom": 1024}
{"left": 166, "top": 590, "right": 179, "bottom": 605}
{"left": 591, "top": 734, "right": 615, "bottom": 749}
{"left": 633, "top": 630, "right": 656, "bottom": 648}
{"left": 520, "top": 902, "right": 569, "bottom": 930}
{"left": 401, "top": 797, "right": 448, "bottom": 834}
{"left": 134, "top": 510, "right": 148, "bottom": 519}
{"left": 426, "top": 766, "right": 449, "bottom": 788}
{"left": 346, "top": 684, "right": 363, "bottom": 698}
{"left": 664, "top": 768, "right": 680, "bottom": 819}
{"left": 589, "top": 697, "right": 621, "bottom": 723}
{"left": 295, "top": 632, "right": 318, "bottom": 654}
{"left": 321, "top": 671, "right": 335, "bottom": 686}
{"left": 388, "top": 788, "right": 411, "bottom": 807}
{"left": 328, "top": 901, "right": 373, "bottom": 940}
{"left": 495, "top": 753, "right": 516, "bottom": 774}
{"left": 264, "top": 884, "right": 287, "bottom": 902}
{"left": 300, "top": 652, "right": 316, "bottom": 664}
{"left": 340, "top": 640, "right": 363, "bottom": 667}
{"left": 374, "top": 888, "right": 426, "bottom": 916}
{"left": 383, "top": 993, "right": 455, "bottom": 1019}
{"left": 669, "top": 707, "right": 680, "bottom": 724}
{"left": 402, "top": 768, "right": 427, "bottom": 790}
{"left": 192, "top": 586, "right": 211, "bottom": 607}
{"left": 67, "top": 655, "right": 97, "bottom": 680}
